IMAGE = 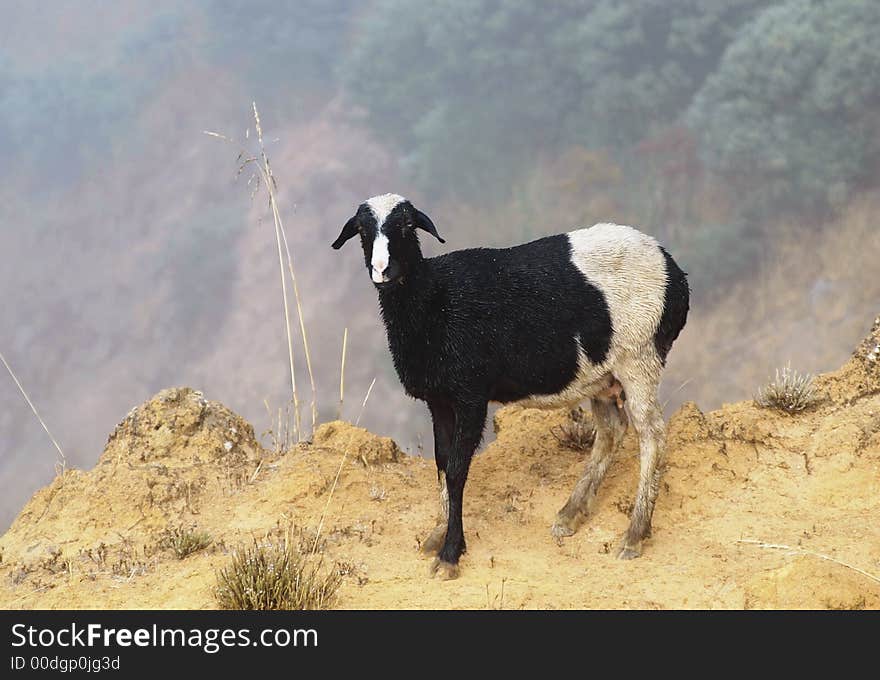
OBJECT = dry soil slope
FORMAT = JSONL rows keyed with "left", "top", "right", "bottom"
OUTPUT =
{"left": 2, "top": 319, "right": 880, "bottom": 609}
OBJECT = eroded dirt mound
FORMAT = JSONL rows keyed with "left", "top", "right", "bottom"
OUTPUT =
{"left": 314, "top": 421, "right": 402, "bottom": 464}
{"left": 2, "top": 328, "right": 879, "bottom": 609}
{"left": 818, "top": 315, "right": 880, "bottom": 403}
{"left": 104, "top": 386, "right": 259, "bottom": 466}
{"left": 0, "top": 387, "right": 262, "bottom": 589}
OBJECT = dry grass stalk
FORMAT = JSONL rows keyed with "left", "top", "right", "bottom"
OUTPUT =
{"left": 278, "top": 217, "right": 317, "bottom": 436}
{"left": 662, "top": 377, "right": 693, "bottom": 411}
{"left": 251, "top": 104, "right": 301, "bottom": 441}
{"left": 356, "top": 377, "right": 377, "bottom": 428}
{"left": 0, "top": 349, "right": 66, "bottom": 475}
{"left": 311, "top": 377, "right": 377, "bottom": 555}
{"left": 485, "top": 577, "right": 508, "bottom": 610}
{"left": 204, "top": 101, "right": 317, "bottom": 442}
{"left": 261, "top": 398, "right": 294, "bottom": 454}
{"left": 278, "top": 407, "right": 283, "bottom": 447}
{"left": 253, "top": 103, "right": 316, "bottom": 438}
{"left": 736, "top": 538, "right": 880, "bottom": 586}
{"left": 248, "top": 460, "right": 263, "bottom": 484}
{"left": 337, "top": 327, "right": 348, "bottom": 420}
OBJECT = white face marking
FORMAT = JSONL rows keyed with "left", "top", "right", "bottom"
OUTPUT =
{"left": 371, "top": 232, "right": 390, "bottom": 283}
{"left": 365, "top": 193, "right": 406, "bottom": 226}
{"left": 365, "top": 194, "right": 405, "bottom": 283}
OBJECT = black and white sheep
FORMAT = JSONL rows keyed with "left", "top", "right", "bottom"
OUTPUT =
{"left": 332, "top": 193, "right": 689, "bottom": 579}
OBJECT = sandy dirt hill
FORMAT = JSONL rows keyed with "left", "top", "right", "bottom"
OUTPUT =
{"left": 2, "top": 319, "right": 879, "bottom": 610}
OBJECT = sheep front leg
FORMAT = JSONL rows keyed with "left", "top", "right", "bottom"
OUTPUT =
{"left": 421, "top": 400, "right": 454, "bottom": 554}
{"left": 431, "top": 401, "right": 486, "bottom": 580}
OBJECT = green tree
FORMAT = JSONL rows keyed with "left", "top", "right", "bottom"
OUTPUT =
{"left": 342, "top": 0, "right": 768, "bottom": 198}
{"left": 559, "top": 0, "right": 770, "bottom": 149}
{"left": 687, "top": 0, "right": 880, "bottom": 213}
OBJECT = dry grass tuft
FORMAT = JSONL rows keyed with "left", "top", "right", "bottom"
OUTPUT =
{"left": 754, "top": 363, "right": 818, "bottom": 413}
{"left": 159, "top": 525, "right": 214, "bottom": 560}
{"left": 551, "top": 408, "right": 596, "bottom": 451}
{"left": 214, "top": 537, "right": 340, "bottom": 610}
{"left": 261, "top": 398, "right": 296, "bottom": 454}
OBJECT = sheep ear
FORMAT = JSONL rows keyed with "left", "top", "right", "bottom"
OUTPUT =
{"left": 413, "top": 209, "right": 445, "bottom": 243}
{"left": 332, "top": 215, "right": 359, "bottom": 249}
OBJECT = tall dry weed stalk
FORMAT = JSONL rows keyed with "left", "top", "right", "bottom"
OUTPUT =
{"left": 337, "top": 327, "right": 348, "bottom": 420}
{"left": 311, "top": 377, "right": 377, "bottom": 555}
{"left": 204, "top": 102, "right": 317, "bottom": 443}
{"left": 0, "top": 350, "right": 66, "bottom": 475}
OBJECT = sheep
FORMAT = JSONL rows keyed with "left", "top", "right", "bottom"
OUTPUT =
{"left": 332, "top": 193, "right": 689, "bottom": 579}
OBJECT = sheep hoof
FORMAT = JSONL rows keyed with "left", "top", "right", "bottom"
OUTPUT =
{"left": 551, "top": 520, "right": 577, "bottom": 539}
{"left": 551, "top": 509, "right": 583, "bottom": 539}
{"left": 430, "top": 558, "right": 460, "bottom": 581}
{"left": 420, "top": 525, "right": 447, "bottom": 555}
{"left": 616, "top": 542, "right": 642, "bottom": 560}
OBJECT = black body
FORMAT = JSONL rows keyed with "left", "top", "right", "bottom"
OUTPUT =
{"left": 378, "top": 234, "right": 613, "bottom": 408}
{"left": 654, "top": 247, "right": 689, "bottom": 364}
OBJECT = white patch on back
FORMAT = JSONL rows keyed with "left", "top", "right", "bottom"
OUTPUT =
{"left": 365, "top": 193, "right": 406, "bottom": 227}
{"left": 567, "top": 223, "right": 667, "bottom": 357}
{"left": 507, "top": 223, "right": 669, "bottom": 411}
{"left": 371, "top": 232, "right": 390, "bottom": 283}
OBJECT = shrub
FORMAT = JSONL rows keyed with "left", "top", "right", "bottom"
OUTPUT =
{"left": 159, "top": 525, "right": 213, "bottom": 560}
{"left": 551, "top": 408, "right": 597, "bottom": 452}
{"left": 754, "top": 363, "right": 818, "bottom": 413}
{"left": 214, "top": 538, "right": 340, "bottom": 610}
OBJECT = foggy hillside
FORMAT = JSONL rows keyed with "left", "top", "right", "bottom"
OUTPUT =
{"left": 2, "top": 0, "right": 879, "bottom": 530}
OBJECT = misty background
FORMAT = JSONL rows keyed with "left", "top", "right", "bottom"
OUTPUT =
{"left": 2, "top": 0, "right": 879, "bottom": 530}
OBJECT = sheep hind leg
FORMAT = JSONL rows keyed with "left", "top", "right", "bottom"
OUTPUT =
{"left": 552, "top": 397, "right": 627, "bottom": 538}
{"left": 616, "top": 368, "right": 666, "bottom": 560}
